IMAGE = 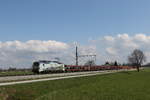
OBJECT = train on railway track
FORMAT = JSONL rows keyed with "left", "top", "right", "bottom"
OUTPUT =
{"left": 32, "top": 60, "right": 134, "bottom": 73}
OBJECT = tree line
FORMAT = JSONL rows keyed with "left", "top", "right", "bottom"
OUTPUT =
{"left": 85, "top": 49, "right": 146, "bottom": 72}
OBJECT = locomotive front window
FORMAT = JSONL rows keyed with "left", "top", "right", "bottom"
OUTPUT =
{"left": 33, "top": 62, "right": 39, "bottom": 66}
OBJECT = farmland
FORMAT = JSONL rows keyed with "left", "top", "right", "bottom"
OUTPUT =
{"left": 0, "top": 68, "right": 150, "bottom": 100}
{"left": 0, "top": 70, "right": 33, "bottom": 77}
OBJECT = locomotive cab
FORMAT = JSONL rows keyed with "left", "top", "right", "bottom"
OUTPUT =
{"left": 32, "top": 62, "right": 40, "bottom": 73}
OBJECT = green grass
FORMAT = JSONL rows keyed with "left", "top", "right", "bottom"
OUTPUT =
{"left": 0, "top": 70, "right": 33, "bottom": 77}
{"left": 0, "top": 69, "right": 150, "bottom": 100}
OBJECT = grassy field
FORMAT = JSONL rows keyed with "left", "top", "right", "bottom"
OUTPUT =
{"left": 0, "top": 69, "right": 150, "bottom": 100}
{"left": 0, "top": 70, "right": 33, "bottom": 77}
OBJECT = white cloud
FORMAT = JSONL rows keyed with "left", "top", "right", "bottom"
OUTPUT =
{"left": 117, "top": 33, "right": 130, "bottom": 41}
{"left": 0, "top": 40, "right": 69, "bottom": 52}
{"left": 122, "top": 40, "right": 138, "bottom": 48}
{"left": 106, "top": 47, "right": 118, "bottom": 55}
{"left": 104, "top": 36, "right": 115, "bottom": 42}
{"left": 133, "top": 34, "right": 150, "bottom": 43}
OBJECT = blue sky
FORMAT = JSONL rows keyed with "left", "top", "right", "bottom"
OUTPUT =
{"left": 0, "top": 0, "right": 150, "bottom": 43}
{"left": 1, "top": 0, "right": 150, "bottom": 68}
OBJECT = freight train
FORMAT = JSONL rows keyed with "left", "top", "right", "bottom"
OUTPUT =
{"left": 32, "top": 60, "right": 133, "bottom": 73}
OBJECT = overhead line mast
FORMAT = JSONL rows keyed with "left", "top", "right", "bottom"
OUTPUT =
{"left": 76, "top": 46, "right": 78, "bottom": 66}
{"left": 75, "top": 45, "right": 96, "bottom": 66}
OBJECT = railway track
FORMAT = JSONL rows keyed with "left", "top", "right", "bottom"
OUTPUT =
{"left": 0, "top": 69, "right": 135, "bottom": 86}
{"left": 0, "top": 70, "right": 109, "bottom": 82}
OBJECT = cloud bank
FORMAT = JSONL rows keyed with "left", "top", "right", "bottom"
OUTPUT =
{"left": 0, "top": 40, "right": 70, "bottom": 69}
{"left": 89, "top": 33, "right": 150, "bottom": 64}
{"left": 0, "top": 33, "right": 150, "bottom": 69}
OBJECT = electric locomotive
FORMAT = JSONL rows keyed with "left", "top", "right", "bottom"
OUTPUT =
{"left": 32, "top": 60, "right": 65, "bottom": 73}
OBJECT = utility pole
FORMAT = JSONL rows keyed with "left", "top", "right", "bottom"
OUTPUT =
{"left": 76, "top": 46, "right": 78, "bottom": 66}
{"left": 75, "top": 42, "right": 96, "bottom": 66}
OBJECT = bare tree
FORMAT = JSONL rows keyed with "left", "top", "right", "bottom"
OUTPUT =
{"left": 128, "top": 49, "right": 146, "bottom": 72}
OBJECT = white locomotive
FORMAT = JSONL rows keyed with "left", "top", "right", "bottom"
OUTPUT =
{"left": 32, "top": 60, "right": 65, "bottom": 73}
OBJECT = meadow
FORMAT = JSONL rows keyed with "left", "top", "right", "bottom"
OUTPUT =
{"left": 0, "top": 70, "right": 33, "bottom": 77}
{"left": 0, "top": 68, "right": 150, "bottom": 100}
